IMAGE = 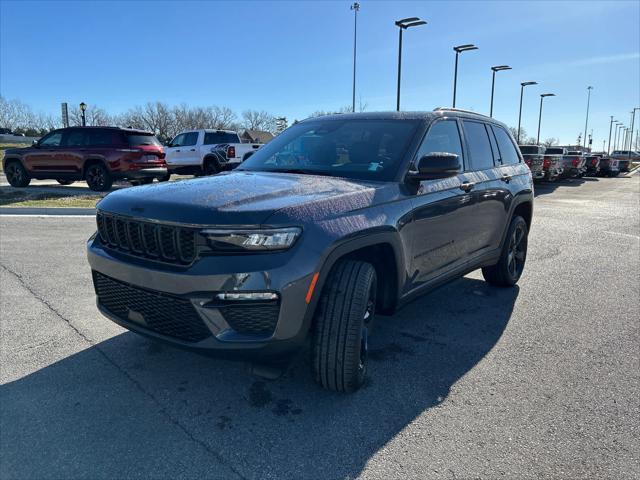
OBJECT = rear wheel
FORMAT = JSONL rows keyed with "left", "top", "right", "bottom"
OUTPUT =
{"left": 5, "top": 161, "right": 31, "bottom": 187}
{"left": 482, "top": 215, "right": 528, "bottom": 287}
{"left": 203, "top": 158, "right": 219, "bottom": 176}
{"left": 312, "top": 259, "right": 377, "bottom": 393}
{"left": 158, "top": 173, "right": 171, "bottom": 182}
{"left": 56, "top": 179, "right": 75, "bottom": 185}
{"left": 85, "top": 162, "right": 112, "bottom": 192}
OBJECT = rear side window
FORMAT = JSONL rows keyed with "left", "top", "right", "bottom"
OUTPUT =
{"left": 415, "top": 120, "right": 464, "bottom": 165}
{"left": 182, "top": 132, "right": 199, "bottom": 146}
{"left": 204, "top": 131, "right": 239, "bottom": 145}
{"left": 492, "top": 126, "right": 521, "bottom": 165}
{"left": 126, "top": 133, "right": 162, "bottom": 147}
{"left": 463, "top": 121, "right": 494, "bottom": 170}
{"left": 545, "top": 147, "right": 564, "bottom": 155}
{"left": 87, "top": 129, "right": 116, "bottom": 146}
{"left": 519, "top": 146, "right": 540, "bottom": 155}
{"left": 64, "top": 130, "right": 88, "bottom": 146}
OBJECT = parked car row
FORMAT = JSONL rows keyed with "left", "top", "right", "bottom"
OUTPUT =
{"left": 2, "top": 126, "right": 265, "bottom": 191}
{"left": 517, "top": 144, "right": 638, "bottom": 181}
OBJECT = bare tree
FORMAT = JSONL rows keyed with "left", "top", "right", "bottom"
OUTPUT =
{"left": 241, "top": 110, "right": 276, "bottom": 132}
{"left": 0, "top": 96, "right": 35, "bottom": 130}
{"left": 68, "top": 104, "right": 112, "bottom": 126}
{"left": 542, "top": 137, "right": 559, "bottom": 147}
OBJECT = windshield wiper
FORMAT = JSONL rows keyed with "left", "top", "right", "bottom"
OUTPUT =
{"left": 267, "top": 168, "right": 332, "bottom": 176}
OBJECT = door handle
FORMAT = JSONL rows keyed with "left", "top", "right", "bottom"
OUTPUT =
{"left": 175, "top": 149, "right": 181, "bottom": 152}
{"left": 459, "top": 181, "right": 475, "bottom": 192}
{"left": 190, "top": 149, "right": 196, "bottom": 152}
{"left": 501, "top": 174, "right": 512, "bottom": 183}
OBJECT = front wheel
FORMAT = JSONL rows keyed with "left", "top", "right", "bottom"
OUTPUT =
{"left": 312, "top": 259, "right": 377, "bottom": 393}
{"left": 482, "top": 215, "right": 528, "bottom": 287}
{"left": 5, "top": 161, "right": 31, "bottom": 188}
{"left": 85, "top": 163, "right": 113, "bottom": 192}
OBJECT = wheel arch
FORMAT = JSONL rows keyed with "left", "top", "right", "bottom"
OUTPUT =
{"left": 82, "top": 157, "right": 108, "bottom": 178}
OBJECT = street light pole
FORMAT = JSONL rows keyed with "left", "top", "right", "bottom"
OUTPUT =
{"left": 489, "top": 65, "right": 511, "bottom": 117}
{"left": 79, "top": 102, "right": 87, "bottom": 127}
{"left": 583, "top": 86, "right": 593, "bottom": 148}
{"left": 452, "top": 44, "right": 478, "bottom": 108}
{"left": 607, "top": 116, "right": 615, "bottom": 154}
{"left": 537, "top": 93, "right": 555, "bottom": 144}
{"left": 350, "top": 2, "right": 360, "bottom": 113}
{"left": 517, "top": 81, "right": 537, "bottom": 143}
{"left": 629, "top": 108, "right": 639, "bottom": 157}
{"left": 395, "top": 17, "right": 426, "bottom": 112}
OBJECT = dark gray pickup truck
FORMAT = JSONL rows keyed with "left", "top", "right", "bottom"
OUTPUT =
{"left": 87, "top": 109, "right": 534, "bottom": 392}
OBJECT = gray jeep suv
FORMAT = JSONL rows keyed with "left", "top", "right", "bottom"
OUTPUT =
{"left": 87, "top": 109, "right": 534, "bottom": 392}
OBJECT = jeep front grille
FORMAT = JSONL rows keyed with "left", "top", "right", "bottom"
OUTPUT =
{"left": 96, "top": 212, "right": 197, "bottom": 265}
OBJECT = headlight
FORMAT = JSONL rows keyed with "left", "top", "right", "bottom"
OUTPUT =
{"left": 201, "top": 227, "right": 301, "bottom": 252}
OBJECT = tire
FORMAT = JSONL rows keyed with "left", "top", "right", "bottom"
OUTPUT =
{"left": 202, "top": 157, "right": 220, "bottom": 176}
{"left": 312, "top": 259, "right": 377, "bottom": 393}
{"left": 4, "top": 161, "right": 31, "bottom": 188}
{"left": 158, "top": 173, "right": 171, "bottom": 182}
{"left": 482, "top": 215, "right": 528, "bottom": 287}
{"left": 56, "top": 179, "right": 75, "bottom": 185}
{"left": 85, "top": 162, "right": 113, "bottom": 192}
{"left": 135, "top": 178, "right": 154, "bottom": 185}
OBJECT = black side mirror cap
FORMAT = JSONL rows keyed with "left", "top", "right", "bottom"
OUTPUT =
{"left": 408, "top": 152, "right": 461, "bottom": 180}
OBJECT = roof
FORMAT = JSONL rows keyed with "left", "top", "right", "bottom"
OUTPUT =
{"left": 299, "top": 109, "right": 507, "bottom": 127}
{"left": 56, "top": 126, "right": 154, "bottom": 135}
{"left": 241, "top": 129, "right": 275, "bottom": 143}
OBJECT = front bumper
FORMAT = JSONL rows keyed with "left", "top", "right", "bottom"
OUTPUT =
{"left": 87, "top": 236, "right": 319, "bottom": 359}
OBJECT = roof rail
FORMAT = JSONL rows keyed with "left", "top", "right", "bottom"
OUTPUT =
{"left": 433, "top": 107, "right": 490, "bottom": 118}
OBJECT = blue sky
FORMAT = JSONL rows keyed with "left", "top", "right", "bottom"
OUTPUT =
{"left": 1, "top": 0, "right": 639, "bottom": 146}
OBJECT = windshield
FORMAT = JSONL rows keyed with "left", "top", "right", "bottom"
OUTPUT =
{"left": 126, "top": 133, "right": 162, "bottom": 147}
{"left": 238, "top": 119, "right": 420, "bottom": 181}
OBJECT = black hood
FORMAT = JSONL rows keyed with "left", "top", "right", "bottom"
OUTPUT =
{"left": 97, "top": 171, "right": 385, "bottom": 226}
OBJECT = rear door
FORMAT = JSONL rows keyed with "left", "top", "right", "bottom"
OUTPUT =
{"left": 57, "top": 128, "right": 89, "bottom": 174}
{"left": 460, "top": 120, "right": 508, "bottom": 255}
{"left": 407, "top": 118, "right": 477, "bottom": 286}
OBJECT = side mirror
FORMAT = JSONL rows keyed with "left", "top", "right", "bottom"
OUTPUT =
{"left": 166, "top": 142, "right": 173, "bottom": 147}
{"left": 32, "top": 140, "right": 40, "bottom": 148}
{"left": 409, "top": 152, "right": 461, "bottom": 180}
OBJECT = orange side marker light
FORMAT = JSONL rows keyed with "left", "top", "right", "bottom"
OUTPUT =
{"left": 305, "top": 272, "right": 320, "bottom": 304}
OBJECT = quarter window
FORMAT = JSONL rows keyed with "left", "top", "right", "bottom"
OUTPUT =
{"left": 463, "top": 121, "right": 494, "bottom": 170}
{"left": 415, "top": 120, "right": 464, "bottom": 166}
{"left": 492, "top": 126, "right": 521, "bottom": 165}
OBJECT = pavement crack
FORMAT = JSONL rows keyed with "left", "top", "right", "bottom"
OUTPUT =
{"left": 0, "top": 263, "right": 248, "bottom": 480}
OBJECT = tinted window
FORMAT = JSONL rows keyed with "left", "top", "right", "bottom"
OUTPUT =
{"left": 64, "top": 129, "right": 88, "bottom": 146}
{"left": 182, "top": 132, "right": 199, "bottom": 146}
{"left": 519, "top": 146, "right": 541, "bottom": 154}
{"left": 463, "top": 121, "right": 494, "bottom": 170}
{"left": 39, "top": 131, "right": 63, "bottom": 147}
{"left": 171, "top": 133, "right": 185, "bottom": 147}
{"left": 239, "top": 119, "right": 420, "bottom": 181}
{"left": 126, "top": 133, "right": 161, "bottom": 147}
{"left": 204, "top": 131, "right": 239, "bottom": 145}
{"left": 492, "top": 126, "right": 521, "bottom": 165}
{"left": 545, "top": 147, "right": 565, "bottom": 155}
{"left": 415, "top": 120, "right": 464, "bottom": 165}
{"left": 87, "top": 129, "right": 116, "bottom": 146}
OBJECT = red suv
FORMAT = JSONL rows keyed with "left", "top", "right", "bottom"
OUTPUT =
{"left": 2, "top": 127, "right": 167, "bottom": 191}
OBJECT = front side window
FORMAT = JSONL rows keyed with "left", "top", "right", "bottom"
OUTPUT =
{"left": 239, "top": 119, "right": 420, "bottom": 181}
{"left": 171, "top": 134, "right": 185, "bottom": 147}
{"left": 182, "top": 132, "right": 199, "bottom": 146}
{"left": 463, "top": 121, "right": 494, "bottom": 170}
{"left": 492, "top": 126, "right": 521, "bottom": 165}
{"left": 39, "top": 131, "right": 63, "bottom": 147}
{"left": 415, "top": 120, "right": 464, "bottom": 167}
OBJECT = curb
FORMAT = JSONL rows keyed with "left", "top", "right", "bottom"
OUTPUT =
{"left": 0, "top": 207, "right": 96, "bottom": 216}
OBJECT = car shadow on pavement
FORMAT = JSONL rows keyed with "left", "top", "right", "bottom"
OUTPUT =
{"left": 534, "top": 177, "right": 587, "bottom": 196}
{"left": 1, "top": 277, "right": 519, "bottom": 479}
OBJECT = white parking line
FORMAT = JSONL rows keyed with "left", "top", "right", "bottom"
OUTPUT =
{"left": 604, "top": 230, "right": 640, "bottom": 239}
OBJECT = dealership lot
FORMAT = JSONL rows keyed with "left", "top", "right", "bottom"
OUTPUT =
{"left": 1, "top": 176, "right": 638, "bottom": 479}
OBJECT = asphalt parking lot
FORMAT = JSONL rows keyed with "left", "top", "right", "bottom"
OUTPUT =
{"left": 1, "top": 175, "right": 639, "bottom": 479}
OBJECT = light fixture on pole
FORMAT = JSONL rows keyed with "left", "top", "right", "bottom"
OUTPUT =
{"left": 452, "top": 44, "right": 478, "bottom": 108}
{"left": 517, "top": 81, "right": 537, "bottom": 143}
{"left": 395, "top": 17, "right": 427, "bottom": 112}
{"left": 582, "top": 86, "right": 593, "bottom": 148}
{"left": 350, "top": 2, "right": 360, "bottom": 113}
{"left": 536, "top": 93, "right": 555, "bottom": 144}
{"left": 629, "top": 107, "right": 639, "bottom": 158}
{"left": 489, "top": 65, "right": 511, "bottom": 117}
{"left": 79, "top": 102, "right": 87, "bottom": 127}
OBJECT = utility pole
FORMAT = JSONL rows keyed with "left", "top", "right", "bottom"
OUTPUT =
{"left": 583, "top": 86, "right": 593, "bottom": 148}
{"left": 350, "top": 3, "right": 360, "bottom": 113}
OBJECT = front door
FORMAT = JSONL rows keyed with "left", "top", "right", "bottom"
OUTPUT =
{"left": 23, "top": 130, "right": 64, "bottom": 172}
